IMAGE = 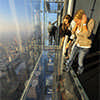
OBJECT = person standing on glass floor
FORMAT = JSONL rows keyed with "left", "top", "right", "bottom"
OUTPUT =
{"left": 63, "top": 9, "right": 93, "bottom": 75}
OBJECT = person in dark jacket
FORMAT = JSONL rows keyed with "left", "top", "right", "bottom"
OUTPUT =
{"left": 48, "top": 21, "right": 57, "bottom": 45}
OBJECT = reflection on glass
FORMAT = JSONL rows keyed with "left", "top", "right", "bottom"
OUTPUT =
{"left": 0, "top": 0, "right": 41, "bottom": 100}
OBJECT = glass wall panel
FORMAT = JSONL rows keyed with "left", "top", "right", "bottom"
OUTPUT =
{"left": 0, "top": 0, "right": 41, "bottom": 100}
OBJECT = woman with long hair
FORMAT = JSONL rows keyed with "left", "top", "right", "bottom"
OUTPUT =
{"left": 63, "top": 9, "right": 92, "bottom": 75}
{"left": 59, "top": 15, "right": 72, "bottom": 48}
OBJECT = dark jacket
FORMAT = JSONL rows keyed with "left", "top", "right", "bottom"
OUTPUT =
{"left": 48, "top": 24, "right": 57, "bottom": 35}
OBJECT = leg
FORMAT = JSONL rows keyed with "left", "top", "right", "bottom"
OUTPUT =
{"left": 49, "top": 35, "right": 52, "bottom": 45}
{"left": 53, "top": 33, "right": 56, "bottom": 43}
{"left": 67, "top": 45, "right": 79, "bottom": 67}
{"left": 63, "top": 45, "right": 79, "bottom": 72}
{"left": 51, "top": 35, "right": 53, "bottom": 45}
{"left": 77, "top": 48, "right": 89, "bottom": 75}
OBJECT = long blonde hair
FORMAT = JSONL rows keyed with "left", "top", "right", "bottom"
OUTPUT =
{"left": 74, "top": 9, "right": 85, "bottom": 19}
{"left": 74, "top": 9, "right": 85, "bottom": 32}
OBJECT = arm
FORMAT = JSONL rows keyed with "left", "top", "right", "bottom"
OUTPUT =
{"left": 60, "top": 36, "right": 65, "bottom": 48}
{"left": 71, "top": 24, "right": 78, "bottom": 34}
{"left": 82, "top": 14, "right": 88, "bottom": 32}
{"left": 52, "top": 20, "right": 57, "bottom": 25}
{"left": 79, "top": 14, "right": 89, "bottom": 37}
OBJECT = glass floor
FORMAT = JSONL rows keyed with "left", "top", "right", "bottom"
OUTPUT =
{"left": 20, "top": 45, "right": 89, "bottom": 100}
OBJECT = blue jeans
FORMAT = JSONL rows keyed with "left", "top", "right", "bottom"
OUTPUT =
{"left": 66, "top": 45, "right": 89, "bottom": 68}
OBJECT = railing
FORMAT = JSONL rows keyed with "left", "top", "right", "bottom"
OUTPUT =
{"left": 20, "top": 52, "right": 42, "bottom": 100}
{"left": 70, "top": 68, "right": 89, "bottom": 100}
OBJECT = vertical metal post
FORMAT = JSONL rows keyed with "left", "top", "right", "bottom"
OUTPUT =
{"left": 67, "top": 0, "right": 74, "bottom": 16}
{"left": 57, "top": 12, "right": 60, "bottom": 45}
{"left": 44, "top": 0, "right": 46, "bottom": 47}
{"left": 62, "top": 0, "right": 68, "bottom": 20}
{"left": 40, "top": 0, "right": 44, "bottom": 50}
{"left": 60, "top": 0, "right": 68, "bottom": 74}
{"left": 62, "top": 0, "right": 74, "bottom": 18}
{"left": 90, "top": 0, "right": 96, "bottom": 18}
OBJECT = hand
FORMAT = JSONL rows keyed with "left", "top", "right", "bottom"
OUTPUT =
{"left": 82, "top": 14, "right": 87, "bottom": 24}
{"left": 82, "top": 14, "right": 88, "bottom": 31}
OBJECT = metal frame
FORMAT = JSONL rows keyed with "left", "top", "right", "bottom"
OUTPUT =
{"left": 46, "top": 0, "right": 64, "bottom": 3}
{"left": 45, "top": 0, "right": 64, "bottom": 13}
{"left": 20, "top": 52, "right": 42, "bottom": 100}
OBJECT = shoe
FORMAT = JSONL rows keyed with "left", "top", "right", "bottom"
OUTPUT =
{"left": 77, "top": 67, "right": 84, "bottom": 75}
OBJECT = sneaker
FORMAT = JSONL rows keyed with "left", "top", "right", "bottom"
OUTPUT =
{"left": 77, "top": 67, "right": 84, "bottom": 75}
